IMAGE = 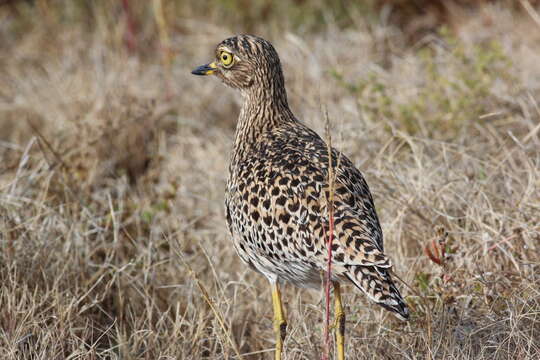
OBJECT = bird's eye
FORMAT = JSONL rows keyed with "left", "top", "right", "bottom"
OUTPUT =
{"left": 220, "top": 51, "right": 234, "bottom": 67}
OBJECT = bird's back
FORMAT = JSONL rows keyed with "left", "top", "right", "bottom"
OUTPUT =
{"left": 225, "top": 119, "right": 409, "bottom": 320}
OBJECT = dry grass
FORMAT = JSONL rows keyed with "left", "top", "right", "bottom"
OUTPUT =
{"left": 1, "top": 1, "right": 539, "bottom": 359}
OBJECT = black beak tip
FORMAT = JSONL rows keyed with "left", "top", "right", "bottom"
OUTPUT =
{"left": 191, "top": 64, "right": 214, "bottom": 76}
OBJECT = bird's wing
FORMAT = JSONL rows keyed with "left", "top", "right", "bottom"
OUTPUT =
{"left": 330, "top": 157, "right": 390, "bottom": 266}
{"left": 259, "top": 125, "right": 390, "bottom": 269}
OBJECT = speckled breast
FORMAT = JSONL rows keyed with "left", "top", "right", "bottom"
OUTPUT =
{"left": 224, "top": 154, "right": 328, "bottom": 288}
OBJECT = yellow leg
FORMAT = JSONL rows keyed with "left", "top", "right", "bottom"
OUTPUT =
{"left": 334, "top": 282, "right": 346, "bottom": 360}
{"left": 271, "top": 281, "right": 287, "bottom": 360}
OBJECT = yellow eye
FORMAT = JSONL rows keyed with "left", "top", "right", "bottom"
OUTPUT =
{"left": 220, "top": 51, "right": 234, "bottom": 67}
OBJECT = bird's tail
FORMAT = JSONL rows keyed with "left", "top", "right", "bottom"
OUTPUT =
{"left": 344, "top": 264, "right": 409, "bottom": 320}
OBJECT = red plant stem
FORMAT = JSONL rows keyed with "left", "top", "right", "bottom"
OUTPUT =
{"left": 323, "top": 203, "right": 335, "bottom": 360}
{"left": 121, "top": 0, "right": 138, "bottom": 53}
{"left": 322, "top": 113, "right": 335, "bottom": 360}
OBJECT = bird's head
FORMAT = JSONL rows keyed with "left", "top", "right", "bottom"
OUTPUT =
{"left": 192, "top": 35, "right": 285, "bottom": 97}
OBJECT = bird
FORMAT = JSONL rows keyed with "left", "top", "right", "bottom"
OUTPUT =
{"left": 192, "top": 35, "right": 408, "bottom": 360}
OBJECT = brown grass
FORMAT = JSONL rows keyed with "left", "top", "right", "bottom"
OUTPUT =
{"left": 1, "top": 1, "right": 539, "bottom": 359}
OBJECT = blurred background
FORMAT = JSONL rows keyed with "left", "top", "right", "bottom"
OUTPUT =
{"left": 1, "top": 1, "right": 539, "bottom": 359}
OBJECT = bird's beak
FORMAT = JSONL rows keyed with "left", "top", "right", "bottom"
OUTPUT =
{"left": 191, "top": 61, "right": 217, "bottom": 76}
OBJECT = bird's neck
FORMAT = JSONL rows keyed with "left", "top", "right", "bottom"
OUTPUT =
{"left": 232, "top": 86, "right": 294, "bottom": 159}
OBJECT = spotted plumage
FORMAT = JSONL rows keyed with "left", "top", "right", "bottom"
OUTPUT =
{"left": 192, "top": 34, "right": 408, "bottom": 358}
